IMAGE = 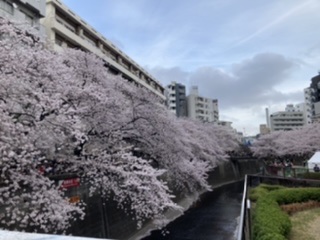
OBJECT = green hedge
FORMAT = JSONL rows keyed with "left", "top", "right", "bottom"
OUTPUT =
{"left": 251, "top": 185, "right": 320, "bottom": 240}
{"left": 249, "top": 184, "right": 284, "bottom": 202}
{"left": 253, "top": 194, "right": 290, "bottom": 240}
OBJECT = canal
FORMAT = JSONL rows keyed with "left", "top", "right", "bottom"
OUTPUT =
{"left": 141, "top": 180, "right": 244, "bottom": 240}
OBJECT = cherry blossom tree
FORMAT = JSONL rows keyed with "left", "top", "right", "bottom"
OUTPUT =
{"left": 0, "top": 18, "right": 242, "bottom": 233}
{"left": 251, "top": 123, "right": 320, "bottom": 160}
{"left": 0, "top": 19, "right": 85, "bottom": 233}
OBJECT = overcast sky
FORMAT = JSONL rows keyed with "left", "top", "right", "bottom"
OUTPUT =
{"left": 63, "top": 0, "right": 320, "bottom": 135}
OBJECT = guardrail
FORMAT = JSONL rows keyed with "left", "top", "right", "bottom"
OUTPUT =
{"left": 236, "top": 175, "right": 250, "bottom": 240}
{"left": 0, "top": 229, "right": 113, "bottom": 240}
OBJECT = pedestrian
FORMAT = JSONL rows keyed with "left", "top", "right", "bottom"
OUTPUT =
{"left": 314, "top": 164, "right": 320, "bottom": 172}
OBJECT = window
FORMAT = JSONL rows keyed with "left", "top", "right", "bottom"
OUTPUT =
{"left": 83, "top": 31, "right": 97, "bottom": 47}
{"left": 56, "top": 11, "right": 77, "bottom": 33}
{"left": 0, "top": 0, "right": 13, "bottom": 14}
{"left": 55, "top": 34, "right": 64, "bottom": 46}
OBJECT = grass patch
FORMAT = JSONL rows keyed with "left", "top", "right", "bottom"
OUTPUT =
{"left": 289, "top": 208, "right": 320, "bottom": 240}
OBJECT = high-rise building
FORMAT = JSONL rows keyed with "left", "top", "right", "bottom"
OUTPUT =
{"left": 187, "top": 86, "right": 219, "bottom": 123}
{"left": 304, "top": 73, "right": 320, "bottom": 122}
{"left": 270, "top": 104, "right": 305, "bottom": 131}
{"left": 166, "top": 82, "right": 187, "bottom": 117}
{"left": 40, "top": 0, "right": 165, "bottom": 100}
{"left": 0, "top": 0, "right": 45, "bottom": 36}
{"left": 303, "top": 87, "right": 313, "bottom": 124}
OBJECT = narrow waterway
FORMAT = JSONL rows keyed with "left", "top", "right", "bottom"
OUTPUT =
{"left": 141, "top": 181, "right": 244, "bottom": 240}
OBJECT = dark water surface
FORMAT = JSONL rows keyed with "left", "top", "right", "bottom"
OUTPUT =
{"left": 141, "top": 181, "right": 244, "bottom": 240}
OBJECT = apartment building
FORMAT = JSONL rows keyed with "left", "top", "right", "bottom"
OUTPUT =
{"left": 166, "top": 82, "right": 187, "bottom": 117}
{"left": 0, "top": 0, "right": 45, "bottom": 35}
{"left": 303, "top": 73, "right": 320, "bottom": 123}
{"left": 41, "top": 0, "right": 165, "bottom": 100}
{"left": 303, "top": 87, "right": 313, "bottom": 124}
{"left": 187, "top": 86, "right": 219, "bottom": 123}
{"left": 270, "top": 104, "right": 305, "bottom": 131}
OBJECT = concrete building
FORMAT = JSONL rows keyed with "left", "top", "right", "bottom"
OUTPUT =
{"left": 166, "top": 82, "right": 187, "bottom": 117}
{"left": 314, "top": 102, "right": 320, "bottom": 122}
{"left": 218, "top": 120, "right": 232, "bottom": 128}
{"left": 304, "top": 73, "right": 320, "bottom": 123}
{"left": 270, "top": 104, "right": 305, "bottom": 131}
{"left": 259, "top": 124, "right": 270, "bottom": 135}
{"left": 0, "top": 0, "right": 45, "bottom": 35}
{"left": 40, "top": 0, "right": 165, "bottom": 100}
{"left": 304, "top": 87, "right": 313, "bottom": 124}
{"left": 187, "top": 86, "right": 219, "bottom": 123}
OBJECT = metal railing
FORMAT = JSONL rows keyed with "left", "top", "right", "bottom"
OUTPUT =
{"left": 237, "top": 175, "right": 250, "bottom": 240}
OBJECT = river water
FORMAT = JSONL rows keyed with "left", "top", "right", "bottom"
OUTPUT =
{"left": 141, "top": 181, "right": 244, "bottom": 240}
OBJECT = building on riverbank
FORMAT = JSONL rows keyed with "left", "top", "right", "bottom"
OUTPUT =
{"left": 40, "top": 0, "right": 165, "bottom": 100}
{"left": 0, "top": 0, "right": 45, "bottom": 35}
{"left": 166, "top": 82, "right": 187, "bottom": 117}
{"left": 187, "top": 86, "right": 219, "bottom": 123}
{"left": 270, "top": 104, "right": 306, "bottom": 131}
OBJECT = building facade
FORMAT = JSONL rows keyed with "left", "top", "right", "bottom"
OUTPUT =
{"left": 166, "top": 82, "right": 187, "bottom": 117}
{"left": 259, "top": 124, "right": 270, "bottom": 135}
{"left": 303, "top": 87, "right": 313, "bottom": 124}
{"left": 0, "top": 0, "right": 45, "bottom": 35}
{"left": 304, "top": 73, "right": 320, "bottom": 123}
{"left": 270, "top": 104, "right": 305, "bottom": 131}
{"left": 187, "top": 86, "right": 219, "bottom": 123}
{"left": 41, "top": 0, "right": 165, "bottom": 100}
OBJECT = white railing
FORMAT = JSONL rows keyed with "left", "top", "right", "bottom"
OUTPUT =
{"left": 0, "top": 229, "right": 114, "bottom": 240}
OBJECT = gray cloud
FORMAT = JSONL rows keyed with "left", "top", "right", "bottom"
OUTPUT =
{"left": 149, "top": 52, "right": 304, "bottom": 134}
{"left": 149, "top": 53, "right": 302, "bottom": 109}
{"left": 148, "top": 66, "right": 189, "bottom": 87}
{"left": 189, "top": 52, "right": 301, "bottom": 108}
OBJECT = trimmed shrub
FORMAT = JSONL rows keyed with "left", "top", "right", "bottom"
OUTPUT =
{"left": 249, "top": 184, "right": 284, "bottom": 202}
{"left": 252, "top": 185, "right": 320, "bottom": 240}
{"left": 270, "top": 188, "right": 320, "bottom": 205}
{"left": 253, "top": 194, "right": 291, "bottom": 240}
{"left": 259, "top": 184, "right": 284, "bottom": 191}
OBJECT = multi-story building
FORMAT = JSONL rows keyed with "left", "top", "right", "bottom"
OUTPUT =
{"left": 40, "top": 0, "right": 165, "bottom": 100}
{"left": 0, "top": 0, "right": 45, "bottom": 35}
{"left": 187, "top": 86, "right": 219, "bottom": 123}
{"left": 303, "top": 87, "right": 313, "bottom": 124}
{"left": 218, "top": 120, "right": 232, "bottom": 128}
{"left": 270, "top": 104, "right": 305, "bottom": 131}
{"left": 259, "top": 124, "right": 270, "bottom": 135}
{"left": 166, "top": 82, "right": 187, "bottom": 117}
{"left": 304, "top": 73, "right": 320, "bottom": 123}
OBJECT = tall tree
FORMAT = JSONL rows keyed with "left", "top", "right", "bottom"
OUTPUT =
{"left": 0, "top": 18, "right": 241, "bottom": 232}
